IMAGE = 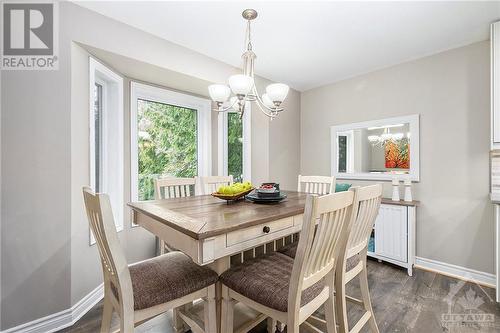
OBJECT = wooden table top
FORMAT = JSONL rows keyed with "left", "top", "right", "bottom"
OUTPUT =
{"left": 128, "top": 190, "right": 308, "bottom": 240}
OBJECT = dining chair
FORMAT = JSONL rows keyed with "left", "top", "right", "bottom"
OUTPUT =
{"left": 219, "top": 190, "right": 356, "bottom": 333}
{"left": 196, "top": 175, "right": 234, "bottom": 195}
{"left": 297, "top": 175, "right": 336, "bottom": 195}
{"left": 279, "top": 175, "right": 336, "bottom": 259}
{"left": 82, "top": 187, "right": 218, "bottom": 333}
{"left": 154, "top": 177, "right": 196, "bottom": 254}
{"left": 154, "top": 176, "right": 196, "bottom": 199}
{"left": 335, "top": 184, "right": 382, "bottom": 333}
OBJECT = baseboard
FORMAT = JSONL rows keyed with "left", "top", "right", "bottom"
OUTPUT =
{"left": 1, "top": 284, "right": 104, "bottom": 333}
{"left": 415, "top": 256, "right": 496, "bottom": 288}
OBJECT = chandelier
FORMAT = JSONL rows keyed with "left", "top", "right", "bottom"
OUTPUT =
{"left": 367, "top": 126, "right": 408, "bottom": 147}
{"left": 208, "top": 9, "right": 290, "bottom": 120}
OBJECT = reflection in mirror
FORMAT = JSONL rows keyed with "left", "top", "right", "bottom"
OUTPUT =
{"left": 338, "top": 123, "right": 410, "bottom": 174}
{"left": 331, "top": 115, "right": 419, "bottom": 181}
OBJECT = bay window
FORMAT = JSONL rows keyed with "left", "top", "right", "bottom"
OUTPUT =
{"left": 89, "top": 57, "right": 124, "bottom": 235}
{"left": 130, "top": 82, "right": 211, "bottom": 201}
{"left": 218, "top": 106, "right": 251, "bottom": 182}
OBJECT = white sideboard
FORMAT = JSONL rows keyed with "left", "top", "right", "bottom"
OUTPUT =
{"left": 367, "top": 199, "right": 418, "bottom": 276}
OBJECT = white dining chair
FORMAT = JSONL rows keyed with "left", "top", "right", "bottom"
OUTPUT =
{"left": 196, "top": 175, "right": 234, "bottom": 195}
{"left": 335, "top": 184, "right": 382, "bottom": 333}
{"left": 82, "top": 187, "right": 217, "bottom": 333}
{"left": 219, "top": 190, "right": 357, "bottom": 333}
{"left": 154, "top": 176, "right": 196, "bottom": 199}
{"left": 297, "top": 175, "right": 336, "bottom": 195}
{"left": 154, "top": 177, "right": 196, "bottom": 254}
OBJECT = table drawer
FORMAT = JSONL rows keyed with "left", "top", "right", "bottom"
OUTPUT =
{"left": 226, "top": 217, "right": 294, "bottom": 247}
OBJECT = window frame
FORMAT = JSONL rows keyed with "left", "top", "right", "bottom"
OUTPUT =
{"left": 336, "top": 130, "right": 354, "bottom": 174}
{"left": 89, "top": 57, "right": 124, "bottom": 236}
{"left": 130, "top": 81, "right": 212, "bottom": 202}
{"left": 217, "top": 105, "right": 252, "bottom": 182}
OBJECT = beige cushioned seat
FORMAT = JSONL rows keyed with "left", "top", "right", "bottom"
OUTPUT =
{"left": 113, "top": 252, "right": 218, "bottom": 310}
{"left": 220, "top": 252, "right": 325, "bottom": 312}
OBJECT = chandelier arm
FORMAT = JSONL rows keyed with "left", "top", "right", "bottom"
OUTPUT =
{"left": 251, "top": 86, "right": 284, "bottom": 113}
{"left": 254, "top": 99, "right": 278, "bottom": 118}
{"left": 214, "top": 96, "right": 240, "bottom": 112}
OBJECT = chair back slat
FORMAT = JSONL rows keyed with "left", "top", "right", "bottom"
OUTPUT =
{"left": 196, "top": 175, "right": 234, "bottom": 195}
{"left": 154, "top": 177, "right": 196, "bottom": 199}
{"left": 346, "top": 185, "right": 382, "bottom": 256}
{"left": 82, "top": 187, "right": 132, "bottom": 294}
{"left": 297, "top": 175, "right": 335, "bottom": 195}
{"left": 288, "top": 191, "right": 356, "bottom": 299}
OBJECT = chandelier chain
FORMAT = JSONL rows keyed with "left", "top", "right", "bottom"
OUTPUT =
{"left": 245, "top": 20, "right": 252, "bottom": 51}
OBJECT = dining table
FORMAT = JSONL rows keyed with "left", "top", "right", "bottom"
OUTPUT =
{"left": 128, "top": 190, "right": 309, "bottom": 333}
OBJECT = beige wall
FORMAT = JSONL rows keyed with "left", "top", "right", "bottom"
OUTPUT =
{"left": 301, "top": 41, "right": 493, "bottom": 274}
{"left": 269, "top": 87, "right": 301, "bottom": 191}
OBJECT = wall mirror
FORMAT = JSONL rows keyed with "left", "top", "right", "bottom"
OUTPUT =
{"left": 331, "top": 114, "right": 419, "bottom": 181}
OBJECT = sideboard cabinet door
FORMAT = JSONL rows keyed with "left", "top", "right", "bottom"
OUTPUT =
{"left": 374, "top": 204, "right": 408, "bottom": 263}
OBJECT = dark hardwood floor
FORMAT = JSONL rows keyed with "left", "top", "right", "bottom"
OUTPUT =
{"left": 60, "top": 259, "right": 500, "bottom": 332}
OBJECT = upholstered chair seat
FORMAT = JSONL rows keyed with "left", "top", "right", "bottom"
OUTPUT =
{"left": 113, "top": 251, "right": 218, "bottom": 310}
{"left": 220, "top": 252, "right": 325, "bottom": 312}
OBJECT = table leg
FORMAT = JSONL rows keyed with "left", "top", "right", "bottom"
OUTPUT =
{"left": 209, "top": 257, "right": 231, "bottom": 333}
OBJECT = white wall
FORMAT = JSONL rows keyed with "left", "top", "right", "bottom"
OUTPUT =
{"left": 301, "top": 41, "right": 493, "bottom": 274}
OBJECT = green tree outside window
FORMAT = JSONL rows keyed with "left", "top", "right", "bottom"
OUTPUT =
{"left": 227, "top": 113, "right": 243, "bottom": 182}
{"left": 137, "top": 99, "right": 197, "bottom": 200}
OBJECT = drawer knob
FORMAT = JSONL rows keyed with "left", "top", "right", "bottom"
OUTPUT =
{"left": 263, "top": 226, "right": 270, "bottom": 233}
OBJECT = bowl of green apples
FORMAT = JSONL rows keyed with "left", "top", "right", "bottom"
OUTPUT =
{"left": 212, "top": 181, "right": 254, "bottom": 202}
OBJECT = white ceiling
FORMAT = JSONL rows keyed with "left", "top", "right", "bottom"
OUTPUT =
{"left": 75, "top": 1, "right": 500, "bottom": 91}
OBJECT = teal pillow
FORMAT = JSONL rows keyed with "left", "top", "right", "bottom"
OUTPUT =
{"left": 335, "top": 183, "right": 352, "bottom": 192}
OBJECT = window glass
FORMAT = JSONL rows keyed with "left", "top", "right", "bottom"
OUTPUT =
{"left": 93, "top": 83, "right": 103, "bottom": 192}
{"left": 338, "top": 135, "right": 347, "bottom": 173}
{"left": 137, "top": 99, "right": 198, "bottom": 200}
{"left": 227, "top": 113, "right": 243, "bottom": 182}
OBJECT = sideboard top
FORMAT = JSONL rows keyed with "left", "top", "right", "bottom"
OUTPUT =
{"left": 381, "top": 198, "right": 419, "bottom": 207}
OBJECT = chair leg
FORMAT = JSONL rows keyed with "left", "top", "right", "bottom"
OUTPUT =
{"left": 324, "top": 295, "right": 337, "bottom": 333}
{"left": 173, "top": 307, "right": 184, "bottom": 333}
{"left": 205, "top": 285, "right": 217, "bottom": 333}
{"left": 324, "top": 271, "right": 337, "bottom": 333}
{"left": 221, "top": 285, "right": 234, "bottom": 333}
{"left": 267, "top": 318, "right": 277, "bottom": 333}
{"left": 335, "top": 262, "right": 349, "bottom": 333}
{"left": 119, "top": 313, "right": 134, "bottom": 333}
{"left": 359, "top": 259, "right": 379, "bottom": 333}
{"left": 100, "top": 295, "right": 113, "bottom": 333}
{"left": 287, "top": 323, "right": 300, "bottom": 333}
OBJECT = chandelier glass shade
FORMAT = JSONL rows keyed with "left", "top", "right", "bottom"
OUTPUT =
{"left": 208, "top": 9, "right": 290, "bottom": 119}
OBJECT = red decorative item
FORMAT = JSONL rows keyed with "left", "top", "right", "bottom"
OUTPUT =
{"left": 385, "top": 140, "right": 410, "bottom": 169}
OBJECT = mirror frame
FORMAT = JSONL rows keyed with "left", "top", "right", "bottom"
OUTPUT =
{"left": 331, "top": 114, "right": 420, "bottom": 182}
